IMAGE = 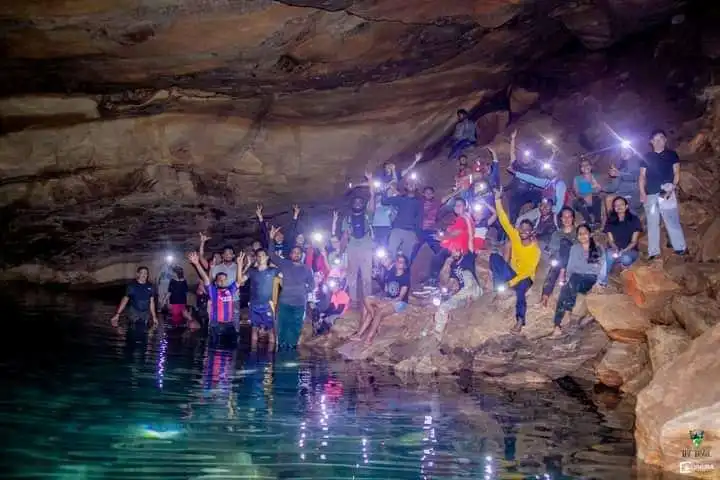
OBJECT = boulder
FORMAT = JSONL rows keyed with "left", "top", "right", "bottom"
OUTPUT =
{"left": 621, "top": 264, "right": 682, "bottom": 310}
{"left": 509, "top": 87, "right": 540, "bottom": 116}
{"left": 474, "top": 111, "right": 510, "bottom": 146}
{"left": 645, "top": 325, "right": 692, "bottom": 373}
{"left": 595, "top": 341, "right": 649, "bottom": 388}
{"left": 670, "top": 295, "right": 720, "bottom": 339}
{"left": 620, "top": 366, "right": 653, "bottom": 396}
{"left": 635, "top": 324, "right": 720, "bottom": 475}
{"left": 664, "top": 262, "right": 717, "bottom": 296}
{"left": 698, "top": 217, "right": 720, "bottom": 262}
{"left": 585, "top": 293, "right": 652, "bottom": 343}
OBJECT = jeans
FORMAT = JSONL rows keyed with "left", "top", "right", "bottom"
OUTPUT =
{"left": 430, "top": 249, "right": 451, "bottom": 280}
{"left": 644, "top": 194, "right": 686, "bottom": 256}
{"left": 449, "top": 139, "right": 475, "bottom": 160}
{"left": 411, "top": 229, "right": 442, "bottom": 262}
{"left": 490, "top": 253, "right": 533, "bottom": 324}
{"left": 347, "top": 237, "right": 374, "bottom": 306}
{"left": 599, "top": 249, "right": 639, "bottom": 285}
{"left": 388, "top": 228, "right": 418, "bottom": 258}
{"left": 277, "top": 303, "right": 306, "bottom": 348}
{"left": 372, "top": 226, "right": 391, "bottom": 248}
{"left": 573, "top": 196, "right": 602, "bottom": 227}
{"left": 553, "top": 273, "right": 597, "bottom": 325}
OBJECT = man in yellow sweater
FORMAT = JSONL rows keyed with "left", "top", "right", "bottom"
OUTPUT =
{"left": 491, "top": 188, "right": 541, "bottom": 333}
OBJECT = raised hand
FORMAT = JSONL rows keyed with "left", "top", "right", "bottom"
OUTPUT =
{"left": 236, "top": 251, "right": 246, "bottom": 266}
{"left": 187, "top": 251, "right": 200, "bottom": 264}
{"left": 255, "top": 204, "right": 263, "bottom": 219}
{"left": 292, "top": 204, "right": 301, "bottom": 219}
{"left": 414, "top": 152, "right": 422, "bottom": 163}
{"left": 365, "top": 171, "right": 372, "bottom": 181}
{"left": 493, "top": 188, "right": 503, "bottom": 199}
{"left": 332, "top": 210, "right": 339, "bottom": 223}
{"left": 199, "top": 232, "right": 210, "bottom": 243}
{"left": 269, "top": 225, "right": 281, "bottom": 239}
{"left": 510, "top": 129, "right": 518, "bottom": 140}
{"left": 110, "top": 313, "right": 120, "bottom": 327}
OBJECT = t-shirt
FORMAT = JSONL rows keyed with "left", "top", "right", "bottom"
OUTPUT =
{"left": 168, "top": 279, "right": 189, "bottom": 305}
{"left": 421, "top": 199, "right": 440, "bottom": 230}
{"left": 605, "top": 215, "right": 643, "bottom": 250}
{"left": 330, "top": 290, "right": 350, "bottom": 312}
{"left": 642, "top": 150, "right": 679, "bottom": 195}
{"left": 210, "top": 263, "right": 239, "bottom": 301}
{"left": 248, "top": 267, "right": 279, "bottom": 305}
{"left": 372, "top": 195, "right": 394, "bottom": 228}
{"left": 574, "top": 175, "right": 596, "bottom": 197}
{"left": 126, "top": 281, "right": 154, "bottom": 313}
{"left": 384, "top": 268, "right": 410, "bottom": 303}
{"left": 450, "top": 254, "right": 476, "bottom": 290}
{"left": 207, "top": 282, "right": 239, "bottom": 324}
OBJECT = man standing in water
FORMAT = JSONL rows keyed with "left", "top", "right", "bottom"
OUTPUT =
{"left": 199, "top": 243, "right": 241, "bottom": 331}
{"left": 269, "top": 226, "right": 315, "bottom": 349}
{"left": 110, "top": 266, "right": 159, "bottom": 328}
{"left": 239, "top": 248, "right": 280, "bottom": 350}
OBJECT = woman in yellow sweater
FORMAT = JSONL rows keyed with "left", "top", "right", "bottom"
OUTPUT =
{"left": 490, "top": 188, "right": 541, "bottom": 333}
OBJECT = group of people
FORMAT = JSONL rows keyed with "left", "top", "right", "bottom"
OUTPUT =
{"left": 110, "top": 113, "right": 689, "bottom": 345}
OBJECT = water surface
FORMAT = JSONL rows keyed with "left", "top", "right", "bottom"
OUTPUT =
{"left": 0, "top": 289, "right": 637, "bottom": 479}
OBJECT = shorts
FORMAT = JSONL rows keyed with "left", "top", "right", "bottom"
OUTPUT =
{"left": 393, "top": 301, "right": 408, "bottom": 313}
{"left": 249, "top": 303, "right": 275, "bottom": 330}
{"left": 170, "top": 304, "right": 185, "bottom": 326}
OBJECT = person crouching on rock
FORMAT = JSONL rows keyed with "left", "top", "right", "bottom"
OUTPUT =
{"left": 239, "top": 248, "right": 280, "bottom": 351}
{"left": 316, "top": 277, "right": 350, "bottom": 335}
{"left": 187, "top": 251, "right": 243, "bottom": 341}
{"left": 110, "top": 266, "right": 159, "bottom": 328}
{"left": 350, "top": 254, "right": 411, "bottom": 345}
{"left": 427, "top": 246, "right": 482, "bottom": 339}
{"left": 490, "top": 188, "right": 541, "bottom": 334}
{"left": 552, "top": 224, "right": 605, "bottom": 336}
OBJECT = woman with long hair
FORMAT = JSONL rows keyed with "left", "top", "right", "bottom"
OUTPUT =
{"left": 552, "top": 224, "right": 605, "bottom": 336}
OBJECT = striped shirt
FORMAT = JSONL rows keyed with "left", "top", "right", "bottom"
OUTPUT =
{"left": 207, "top": 282, "right": 239, "bottom": 324}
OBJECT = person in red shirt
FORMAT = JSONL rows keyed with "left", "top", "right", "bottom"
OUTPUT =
{"left": 427, "top": 198, "right": 475, "bottom": 285}
{"left": 411, "top": 186, "right": 442, "bottom": 262}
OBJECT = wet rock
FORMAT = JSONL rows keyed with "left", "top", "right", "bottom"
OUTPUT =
{"left": 670, "top": 294, "right": 720, "bottom": 339}
{"left": 645, "top": 325, "right": 692, "bottom": 373}
{"left": 595, "top": 341, "right": 649, "bottom": 388}
{"left": 635, "top": 324, "right": 720, "bottom": 475}
{"left": 585, "top": 293, "right": 652, "bottom": 343}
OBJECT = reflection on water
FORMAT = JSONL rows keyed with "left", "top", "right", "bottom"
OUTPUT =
{"left": 0, "top": 290, "right": 636, "bottom": 479}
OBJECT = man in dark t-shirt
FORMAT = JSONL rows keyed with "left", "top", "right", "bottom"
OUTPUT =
{"left": 639, "top": 129, "right": 687, "bottom": 259}
{"left": 111, "top": 266, "right": 159, "bottom": 327}
{"left": 240, "top": 248, "right": 280, "bottom": 350}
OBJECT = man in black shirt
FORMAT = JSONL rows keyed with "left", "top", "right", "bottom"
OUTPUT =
{"left": 638, "top": 129, "right": 687, "bottom": 260}
{"left": 111, "top": 266, "right": 159, "bottom": 327}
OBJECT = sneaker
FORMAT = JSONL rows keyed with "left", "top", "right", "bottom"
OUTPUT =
{"left": 674, "top": 249, "right": 688, "bottom": 256}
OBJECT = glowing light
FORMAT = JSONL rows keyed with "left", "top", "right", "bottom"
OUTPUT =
{"left": 320, "top": 454, "right": 326, "bottom": 460}
{"left": 165, "top": 254, "right": 174, "bottom": 264}
{"left": 545, "top": 138, "right": 554, "bottom": 146}
{"left": 550, "top": 259, "right": 559, "bottom": 268}
{"left": 612, "top": 252, "right": 620, "bottom": 259}
{"left": 497, "top": 284, "right": 507, "bottom": 293}
{"left": 300, "top": 453, "right": 305, "bottom": 460}
{"left": 473, "top": 203, "right": 483, "bottom": 212}
{"left": 410, "top": 172, "right": 418, "bottom": 180}
{"left": 621, "top": 139, "right": 632, "bottom": 149}
{"left": 376, "top": 248, "right": 387, "bottom": 259}
{"left": 477, "top": 182, "right": 487, "bottom": 191}
{"left": 542, "top": 162, "right": 552, "bottom": 170}
{"left": 524, "top": 150, "right": 532, "bottom": 158}
{"left": 328, "top": 279, "right": 338, "bottom": 289}
{"left": 348, "top": 182, "right": 353, "bottom": 188}
{"left": 437, "top": 231, "right": 444, "bottom": 238}
{"left": 432, "top": 297, "right": 441, "bottom": 307}
{"left": 312, "top": 231, "right": 324, "bottom": 243}
{"left": 559, "top": 280, "right": 566, "bottom": 286}
{"left": 441, "top": 287, "right": 448, "bottom": 294}
{"left": 373, "top": 180, "right": 382, "bottom": 189}
{"left": 333, "top": 258, "right": 341, "bottom": 265}
{"left": 485, "top": 455, "right": 492, "bottom": 462}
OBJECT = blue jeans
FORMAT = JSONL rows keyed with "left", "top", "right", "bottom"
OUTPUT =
{"left": 449, "top": 139, "right": 475, "bottom": 160}
{"left": 644, "top": 194, "right": 686, "bottom": 256}
{"left": 599, "top": 249, "right": 639, "bottom": 285}
{"left": 553, "top": 273, "right": 597, "bottom": 326}
{"left": 489, "top": 253, "right": 532, "bottom": 324}
{"left": 411, "top": 229, "right": 442, "bottom": 262}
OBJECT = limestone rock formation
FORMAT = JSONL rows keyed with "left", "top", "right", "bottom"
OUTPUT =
{"left": 635, "top": 324, "right": 720, "bottom": 475}
{"left": 585, "top": 293, "right": 652, "bottom": 343}
{"left": 645, "top": 325, "right": 692, "bottom": 373}
{"left": 595, "top": 341, "right": 649, "bottom": 388}
{"left": 670, "top": 294, "right": 720, "bottom": 339}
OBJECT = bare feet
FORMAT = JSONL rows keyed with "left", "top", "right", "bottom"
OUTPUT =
{"left": 551, "top": 326, "right": 563, "bottom": 337}
{"left": 540, "top": 295, "right": 549, "bottom": 308}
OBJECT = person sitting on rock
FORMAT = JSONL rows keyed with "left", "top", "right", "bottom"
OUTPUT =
{"left": 515, "top": 198, "right": 557, "bottom": 249}
{"left": 598, "top": 196, "right": 643, "bottom": 288}
{"left": 350, "top": 254, "right": 411, "bottom": 344}
{"left": 639, "top": 129, "right": 687, "bottom": 260}
{"left": 552, "top": 224, "right": 606, "bottom": 336}
{"left": 572, "top": 158, "right": 603, "bottom": 230}
{"left": 506, "top": 142, "right": 567, "bottom": 219}
{"left": 490, "top": 188, "right": 541, "bottom": 333}
{"left": 315, "top": 277, "right": 351, "bottom": 335}
{"left": 428, "top": 246, "right": 482, "bottom": 339}
{"left": 604, "top": 144, "right": 642, "bottom": 214}
{"left": 238, "top": 248, "right": 280, "bottom": 351}
{"left": 449, "top": 109, "right": 476, "bottom": 160}
{"left": 428, "top": 198, "right": 475, "bottom": 286}
{"left": 540, "top": 206, "right": 576, "bottom": 307}
{"left": 110, "top": 266, "right": 159, "bottom": 328}
{"left": 188, "top": 251, "right": 243, "bottom": 341}
{"left": 505, "top": 129, "right": 546, "bottom": 224}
